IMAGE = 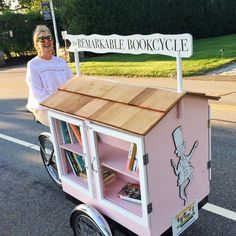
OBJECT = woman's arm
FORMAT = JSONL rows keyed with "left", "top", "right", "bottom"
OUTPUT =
{"left": 26, "top": 63, "right": 50, "bottom": 103}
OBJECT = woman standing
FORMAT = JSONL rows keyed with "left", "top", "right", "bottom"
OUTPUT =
{"left": 26, "top": 25, "right": 73, "bottom": 126}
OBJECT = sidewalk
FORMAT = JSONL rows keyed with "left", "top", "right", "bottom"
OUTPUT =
{"left": 1, "top": 64, "right": 236, "bottom": 103}
{"left": 93, "top": 74, "right": 236, "bottom": 105}
{"left": 1, "top": 64, "right": 236, "bottom": 122}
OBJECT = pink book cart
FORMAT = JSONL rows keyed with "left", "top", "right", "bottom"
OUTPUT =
{"left": 41, "top": 33, "right": 219, "bottom": 236}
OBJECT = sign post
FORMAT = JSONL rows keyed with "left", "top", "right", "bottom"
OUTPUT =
{"left": 49, "top": 0, "right": 60, "bottom": 57}
{"left": 41, "top": 0, "right": 60, "bottom": 56}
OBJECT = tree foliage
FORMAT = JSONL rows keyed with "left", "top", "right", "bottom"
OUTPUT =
{"left": 55, "top": 0, "right": 236, "bottom": 39}
{"left": 1, "top": 0, "right": 236, "bottom": 58}
{"left": 0, "top": 11, "right": 46, "bottom": 57}
{"left": 18, "top": 0, "right": 42, "bottom": 12}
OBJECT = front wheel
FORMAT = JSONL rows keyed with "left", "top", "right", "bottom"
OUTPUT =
{"left": 70, "top": 204, "right": 112, "bottom": 236}
{"left": 38, "top": 132, "right": 62, "bottom": 187}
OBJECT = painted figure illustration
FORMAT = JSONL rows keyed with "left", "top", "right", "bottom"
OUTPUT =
{"left": 171, "top": 126, "right": 198, "bottom": 205}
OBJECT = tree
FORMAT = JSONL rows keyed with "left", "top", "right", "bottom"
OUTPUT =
{"left": 18, "top": 0, "right": 41, "bottom": 12}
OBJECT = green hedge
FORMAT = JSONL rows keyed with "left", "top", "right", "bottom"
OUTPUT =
{"left": 1, "top": 1, "right": 236, "bottom": 58}
{"left": 0, "top": 11, "right": 50, "bottom": 58}
{"left": 56, "top": 0, "right": 236, "bottom": 39}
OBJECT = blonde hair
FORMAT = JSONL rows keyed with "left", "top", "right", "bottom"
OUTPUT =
{"left": 33, "top": 25, "right": 52, "bottom": 53}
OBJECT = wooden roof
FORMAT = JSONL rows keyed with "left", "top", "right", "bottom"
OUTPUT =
{"left": 41, "top": 76, "right": 217, "bottom": 135}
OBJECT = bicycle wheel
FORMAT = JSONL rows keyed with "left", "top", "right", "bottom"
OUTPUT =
{"left": 71, "top": 204, "right": 112, "bottom": 236}
{"left": 38, "top": 132, "right": 62, "bottom": 187}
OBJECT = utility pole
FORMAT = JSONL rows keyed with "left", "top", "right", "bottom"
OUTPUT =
{"left": 49, "top": 0, "right": 60, "bottom": 56}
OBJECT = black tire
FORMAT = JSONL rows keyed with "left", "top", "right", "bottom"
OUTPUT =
{"left": 38, "top": 133, "right": 62, "bottom": 187}
{"left": 72, "top": 213, "right": 102, "bottom": 236}
{"left": 71, "top": 208, "right": 111, "bottom": 236}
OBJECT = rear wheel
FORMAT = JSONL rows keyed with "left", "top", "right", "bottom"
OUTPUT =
{"left": 38, "top": 132, "right": 61, "bottom": 187}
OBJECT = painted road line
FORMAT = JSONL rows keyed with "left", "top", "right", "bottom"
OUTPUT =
{"left": 0, "top": 133, "right": 40, "bottom": 151}
{"left": 0, "top": 132, "right": 236, "bottom": 221}
{"left": 210, "top": 104, "right": 236, "bottom": 111}
{"left": 203, "top": 203, "right": 236, "bottom": 221}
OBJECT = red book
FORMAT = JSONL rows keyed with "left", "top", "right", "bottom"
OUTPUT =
{"left": 69, "top": 124, "right": 82, "bottom": 145}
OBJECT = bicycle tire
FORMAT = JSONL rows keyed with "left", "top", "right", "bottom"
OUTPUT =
{"left": 71, "top": 204, "right": 112, "bottom": 236}
{"left": 38, "top": 132, "right": 62, "bottom": 187}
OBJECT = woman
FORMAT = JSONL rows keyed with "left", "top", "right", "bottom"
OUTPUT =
{"left": 26, "top": 25, "right": 73, "bottom": 126}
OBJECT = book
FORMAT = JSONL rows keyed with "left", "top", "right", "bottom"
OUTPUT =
{"left": 101, "top": 167, "right": 117, "bottom": 183}
{"left": 79, "top": 170, "right": 87, "bottom": 179}
{"left": 126, "top": 143, "right": 137, "bottom": 171}
{"left": 103, "top": 175, "right": 116, "bottom": 186}
{"left": 66, "top": 123, "right": 77, "bottom": 144}
{"left": 132, "top": 158, "right": 138, "bottom": 172}
{"left": 69, "top": 124, "right": 82, "bottom": 145}
{"left": 74, "top": 153, "right": 86, "bottom": 172}
{"left": 118, "top": 183, "right": 141, "bottom": 204}
{"left": 65, "top": 151, "right": 80, "bottom": 176}
{"left": 60, "top": 121, "right": 71, "bottom": 144}
{"left": 102, "top": 167, "right": 115, "bottom": 180}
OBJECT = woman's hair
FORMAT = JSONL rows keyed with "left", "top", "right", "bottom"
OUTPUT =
{"left": 33, "top": 25, "right": 52, "bottom": 51}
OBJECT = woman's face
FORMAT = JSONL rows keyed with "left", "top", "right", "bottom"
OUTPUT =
{"left": 36, "top": 31, "right": 53, "bottom": 59}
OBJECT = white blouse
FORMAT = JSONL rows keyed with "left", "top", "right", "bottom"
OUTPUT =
{"left": 26, "top": 56, "right": 73, "bottom": 110}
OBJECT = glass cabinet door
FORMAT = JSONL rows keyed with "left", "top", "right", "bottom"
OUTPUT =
{"left": 88, "top": 122, "right": 150, "bottom": 227}
{"left": 48, "top": 111, "right": 94, "bottom": 198}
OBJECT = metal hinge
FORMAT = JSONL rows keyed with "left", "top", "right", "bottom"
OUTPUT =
{"left": 147, "top": 203, "right": 152, "bottom": 214}
{"left": 207, "top": 161, "right": 211, "bottom": 169}
{"left": 143, "top": 153, "right": 149, "bottom": 165}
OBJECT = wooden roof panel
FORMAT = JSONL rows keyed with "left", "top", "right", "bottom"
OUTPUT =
{"left": 102, "top": 83, "right": 146, "bottom": 103}
{"left": 129, "top": 87, "right": 183, "bottom": 112}
{"left": 121, "top": 109, "right": 164, "bottom": 134}
{"left": 60, "top": 76, "right": 116, "bottom": 97}
{"left": 74, "top": 98, "right": 109, "bottom": 118}
{"left": 41, "top": 76, "right": 214, "bottom": 135}
{"left": 90, "top": 102, "right": 141, "bottom": 128}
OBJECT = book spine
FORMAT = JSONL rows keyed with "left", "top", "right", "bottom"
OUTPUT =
{"left": 74, "top": 154, "right": 86, "bottom": 172}
{"left": 60, "top": 121, "right": 71, "bottom": 144}
{"left": 65, "top": 151, "right": 79, "bottom": 176}
{"left": 67, "top": 123, "right": 77, "bottom": 144}
{"left": 69, "top": 124, "right": 82, "bottom": 145}
{"left": 119, "top": 195, "right": 141, "bottom": 204}
{"left": 128, "top": 143, "right": 137, "bottom": 171}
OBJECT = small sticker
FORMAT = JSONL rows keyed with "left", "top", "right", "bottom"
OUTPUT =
{"left": 172, "top": 200, "right": 199, "bottom": 236}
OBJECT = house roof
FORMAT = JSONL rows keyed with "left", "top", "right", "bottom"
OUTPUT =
{"left": 41, "top": 76, "right": 219, "bottom": 135}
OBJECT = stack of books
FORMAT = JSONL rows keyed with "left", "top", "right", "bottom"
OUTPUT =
{"left": 118, "top": 183, "right": 141, "bottom": 204}
{"left": 65, "top": 150, "right": 87, "bottom": 178}
{"left": 126, "top": 143, "right": 139, "bottom": 172}
{"left": 102, "top": 167, "right": 117, "bottom": 186}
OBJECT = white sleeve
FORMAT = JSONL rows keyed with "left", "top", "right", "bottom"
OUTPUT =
{"left": 65, "top": 61, "right": 74, "bottom": 79}
{"left": 26, "top": 63, "right": 50, "bottom": 103}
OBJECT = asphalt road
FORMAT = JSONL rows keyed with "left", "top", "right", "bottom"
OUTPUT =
{"left": 0, "top": 65, "right": 235, "bottom": 236}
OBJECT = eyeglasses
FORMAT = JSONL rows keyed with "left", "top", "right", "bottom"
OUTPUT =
{"left": 37, "top": 35, "right": 53, "bottom": 43}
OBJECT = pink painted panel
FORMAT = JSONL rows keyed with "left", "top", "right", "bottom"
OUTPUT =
{"left": 144, "top": 95, "right": 209, "bottom": 235}
{"left": 62, "top": 181, "right": 151, "bottom": 236}
{"left": 97, "top": 132, "right": 130, "bottom": 150}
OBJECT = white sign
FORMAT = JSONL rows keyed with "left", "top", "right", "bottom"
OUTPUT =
{"left": 65, "top": 33, "right": 192, "bottom": 58}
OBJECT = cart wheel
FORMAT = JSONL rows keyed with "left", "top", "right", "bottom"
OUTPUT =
{"left": 38, "top": 132, "right": 62, "bottom": 187}
{"left": 70, "top": 204, "right": 112, "bottom": 236}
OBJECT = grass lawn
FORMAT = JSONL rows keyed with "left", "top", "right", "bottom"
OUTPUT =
{"left": 69, "top": 34, "right": 236, "bottom": 78}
